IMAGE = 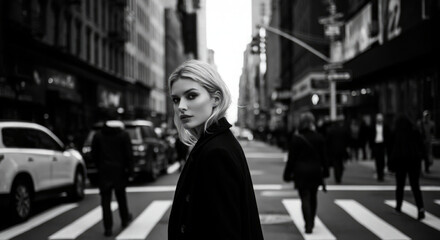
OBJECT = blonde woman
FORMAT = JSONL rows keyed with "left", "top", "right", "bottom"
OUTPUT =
{"left": 167, "top": 60, "right": 264, "bottom": 240}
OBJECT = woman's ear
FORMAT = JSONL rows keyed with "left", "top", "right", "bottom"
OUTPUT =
{"left": 212, "top": 91, "right": 221, "bottom": 107}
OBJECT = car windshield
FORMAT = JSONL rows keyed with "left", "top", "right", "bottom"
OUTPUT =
{"left": 125, "top": 127, "right": 142, "bottom": 144}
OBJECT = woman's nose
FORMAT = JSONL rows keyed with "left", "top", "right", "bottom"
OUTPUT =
{"left": 178, "top": 99, "right": 187, "bottom": 111}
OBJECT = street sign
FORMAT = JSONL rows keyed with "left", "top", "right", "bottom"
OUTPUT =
{"left": 327, "top": 71, "right": 351, "bottom": 81}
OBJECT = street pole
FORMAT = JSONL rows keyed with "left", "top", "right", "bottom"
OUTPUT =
{"left": 258, "top": 1, "right": 346, "bottom": 121}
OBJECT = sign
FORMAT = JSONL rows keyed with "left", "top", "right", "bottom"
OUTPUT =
{"left": 327, "top": 71, "right": 351, "bottom": 81}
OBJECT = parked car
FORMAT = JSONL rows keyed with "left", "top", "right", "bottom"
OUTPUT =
{"left": 81, "top": 120, "right": 169, "bottom": 183}
{"left": 0, "top": 121, "right": 86, "bottom": 222}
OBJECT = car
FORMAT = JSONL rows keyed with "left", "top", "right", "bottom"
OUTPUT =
{"left": 81, "top": 120, "right": 169, "bottom": 183}
{"left": 0, "top": 121, "right": 86, "bottom": 222}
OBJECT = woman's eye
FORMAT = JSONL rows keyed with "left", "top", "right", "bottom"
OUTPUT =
{"left": 187, "top": 94, "right": 198, "bottom": 100}
{"left": 172, "top": 98, "right": 180, "bottom": 104}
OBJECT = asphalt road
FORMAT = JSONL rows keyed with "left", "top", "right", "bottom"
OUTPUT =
{"left": 1, "top": 140, "right": 440, "bottom": 240}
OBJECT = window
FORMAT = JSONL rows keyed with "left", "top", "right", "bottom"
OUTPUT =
{"left": 2, "top": 128, "right": 62, "bottom": 151}
{"left": 75, "top": 20, "right": 82, "bottom": 56}
{"left": 86, "top": 27, "right": 91, "bottom": 61}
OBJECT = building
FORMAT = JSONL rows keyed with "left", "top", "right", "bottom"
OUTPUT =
{"left": 0, "top": 0, "right": 129, "bottom": 145}
{"left": 338, "top": 0, "right": 440, "bottom": 136}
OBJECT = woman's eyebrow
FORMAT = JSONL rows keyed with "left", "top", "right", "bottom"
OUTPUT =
{"left": 171, "top": 88, "right": 198, "bottom": 98}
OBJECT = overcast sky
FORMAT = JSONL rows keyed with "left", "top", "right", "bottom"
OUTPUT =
{"left": 206, "top": 0, "right": 252, "bottom": 124}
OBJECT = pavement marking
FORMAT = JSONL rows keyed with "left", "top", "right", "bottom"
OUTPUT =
{"left": 84, "top": 185, "right": 440, "bottom": 194}
{"left": 245, "top": 152, "right": 287, "bottom": 159}
{"left": 116, "top": 200, "right": 172, "bottom": 240}
{"left": 49, "top": 202, "right": 118, "bottom": 240}
{"left": 250, "top": 170, "right": 265, "bottom": 175}
{"left": 282, "top": 199, "right": 336, "bottom": 240}
{"left": 385, "top": 200, "right": 440, "bottom": 231}
{"left": 0, "top": 203, "right": 78, "bottom": 240}
{"left": 261, "top": 191, "right": 298, "bottom": 197}
{"left": 335, "top": 199, "right": 410, "bottom": 240}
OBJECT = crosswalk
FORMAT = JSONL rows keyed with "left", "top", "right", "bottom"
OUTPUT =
{"left": 1, "top": 199, "right": 439, "bottom": 240}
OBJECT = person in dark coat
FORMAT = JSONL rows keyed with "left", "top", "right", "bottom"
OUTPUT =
{"left": 91, "top": 120, "right": 134, "bottom": 237}
{"left": 326, "top": 118, "right": 350, "bottom": 183}
{"left": 167, "top": 60, "right": 264, "bottom": 240}
{"left": 388, "top": 115, "right": 426, "bottom": 220}
{"left": 283, "top": 112, "right": 329, "bottom": 234}
{"left": 370, "top": 113, "right": 391, "bottom": 181}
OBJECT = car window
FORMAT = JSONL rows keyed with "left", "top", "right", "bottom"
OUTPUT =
{"left": 35, "top": 130, "right": 64, "bottom": 151}
{"left": 125, "top": 127, "right": 142, "bottom": 143}
{"left": 2, "top": 128, "right": 38, "bottom": 148}
{"left": 141, "top": 126, "right": 157, "bottom": 138}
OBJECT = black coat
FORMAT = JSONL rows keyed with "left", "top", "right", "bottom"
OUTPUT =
{"left": 91, "top": 124, "right": 133, "bottom": 187}
{"left": 284, "top": 129, "right": 329, "bottom": 189}
{"left": 168, "top": 118, "right": 264, "bottom": 240}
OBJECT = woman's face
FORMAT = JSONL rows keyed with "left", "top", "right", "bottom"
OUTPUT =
{"left": 171, "top": 78, "right": 216, "bottom": 130}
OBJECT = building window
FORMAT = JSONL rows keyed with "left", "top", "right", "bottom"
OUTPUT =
{"left": 94, "top": 35, "right": 100, "bottom": 66}
{"left": 102, "top": 39, "right": 107, "bottom": 69}
{"left": 86, "top": 27, "right": 91, "bottom": 61}
{"left": 75, "top": 20, "right": 82, "bottom": 56}
{"left": 65, "top": 14, "right": 72, "bottom": 53}
{"left": 52, "top": 3, "right": 60, "bottom": 46}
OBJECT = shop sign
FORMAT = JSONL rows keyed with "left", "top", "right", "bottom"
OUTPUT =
{"left": 45, "top": 69, "right": 76, "bottom": 91}
{"left": 344, "top": 2, "right": 375, "bottom": 61}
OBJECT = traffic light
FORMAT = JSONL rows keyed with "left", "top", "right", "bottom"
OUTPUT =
{"left": 250, "top": 35, "right": 260, "bottom": 54}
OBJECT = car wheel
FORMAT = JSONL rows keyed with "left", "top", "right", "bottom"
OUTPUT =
{"left": 68, "top": 170, "right": 85, "bottom": 201}
{"left": 11, "top": 180, "right": 32, "bottom": 222}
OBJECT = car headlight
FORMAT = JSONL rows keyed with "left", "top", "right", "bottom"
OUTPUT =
{"left": 82, "top": 146, "right": 91, "bottom": 154}
{"left": 69, "top": 149, "right": 84, "bottom": 160}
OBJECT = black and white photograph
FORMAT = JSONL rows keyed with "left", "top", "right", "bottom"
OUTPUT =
{"left": 1, "top": 0, "right": 440, "bottom": 239}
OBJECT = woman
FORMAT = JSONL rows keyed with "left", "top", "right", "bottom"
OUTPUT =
{"left": 167, "top": 60, "right": 264, "bottom": 240}
{"left": 388, "top": 115, "right": 425, "bottom": 220}
{"left": 283, "top": 112, "right": 329, "bottom": 234}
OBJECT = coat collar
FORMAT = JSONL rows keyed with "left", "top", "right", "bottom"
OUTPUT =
{"left": 190, "top": 117, "right": 232, "bottom": 155}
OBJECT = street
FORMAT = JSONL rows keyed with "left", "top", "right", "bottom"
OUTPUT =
{"left": 1, "top": 140, "right": 440, "bottom": 240}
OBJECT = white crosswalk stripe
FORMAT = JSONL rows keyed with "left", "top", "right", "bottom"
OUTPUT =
{"left": 385, "top": 200, "right": 440, "bottom": 231}
{"left": 282, "top": 199, "right": 336, "bottom": 240}
{"left": 116, "top": 200, "right": 172, "bottom": 240}
{"left": 0, "top": 203, "right": 78, "bottom": 240}
{"left": 336, "top": 199, "right": 410, "bottom": 240}
{"left": 49, "top": 202, "right": 118, "bottom": 240}
{"left": 2, "top": 198, "right": 440, "bottom": 239}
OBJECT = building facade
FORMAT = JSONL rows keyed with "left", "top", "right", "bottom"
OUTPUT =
{"left": 0, "top": 0, "right": 129, "bottom": 145}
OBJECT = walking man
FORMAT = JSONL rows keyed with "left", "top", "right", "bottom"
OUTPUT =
{"left": 92, "top": 120, "right": 134, "bottom": 237}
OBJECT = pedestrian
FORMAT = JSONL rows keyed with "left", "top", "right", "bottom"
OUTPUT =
{"left": 359, "top": 115, "right": 372, "bottom": 160}
{"left": 326, "top": 117, "right": 350, "bottom": 183}
{"left": 370, "top": 113, "right": 390, "bottom": 181}
{"left": 417, "top": 110, "right": 436, "bottom": 173}
{"left": 167, "top": 60, "right": 264, "bottom": 240}
{"left": 388, "top": 115, "right": 426, "bottom": 220}
{"left": 91, "top": 120, "right": 134, "bottom": 237}
{"left": 349, "top": 118, "right": 361, "bottom": 161}
{"left": 283, "top": 112, "right": 329, "bottom": 234}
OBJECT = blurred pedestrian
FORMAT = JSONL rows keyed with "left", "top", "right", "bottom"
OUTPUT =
{"left": 417, "top": 110, "right": 436, "bottom": 173}
{"left": 283, "top": 112, "right": 329, "bottom": 234}
{"left": 167, "top": 60, "right": 264, "bottom": 240}
{"left": 91, "top": 120, "right": 134, "bottom": 237}
{"left": 359, "top": 115, "right": 373, "bottom": 160}
{"left": 326, "top": 117, "right": 350, "bottom": 183}
{"left": 370, "top": 113, "right": 390, "bottom": 181}
{"left": 388, "top": 115, "right": 426, "bottom": 220}
{"left": 349, "top": 118, "right": 361, "bottom": 161}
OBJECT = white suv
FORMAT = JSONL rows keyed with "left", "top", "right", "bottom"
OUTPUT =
{"left": 0, "top": 122, "right": 86, "bottom": 222}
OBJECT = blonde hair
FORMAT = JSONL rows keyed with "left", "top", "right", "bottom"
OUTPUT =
{"left": 168, "top": 60, "right": 232, "bottom": 146}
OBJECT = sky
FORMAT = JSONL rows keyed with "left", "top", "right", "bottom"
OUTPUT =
{"left": 206, "top": 0, "right": 252, "bottom": 124}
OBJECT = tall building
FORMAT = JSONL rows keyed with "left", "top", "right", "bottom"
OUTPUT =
{"left": 0, "top": 0, "right": 129, "bottom": 145}
{"left": 125, "top": 0, "right": 167, "bottom": 124}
